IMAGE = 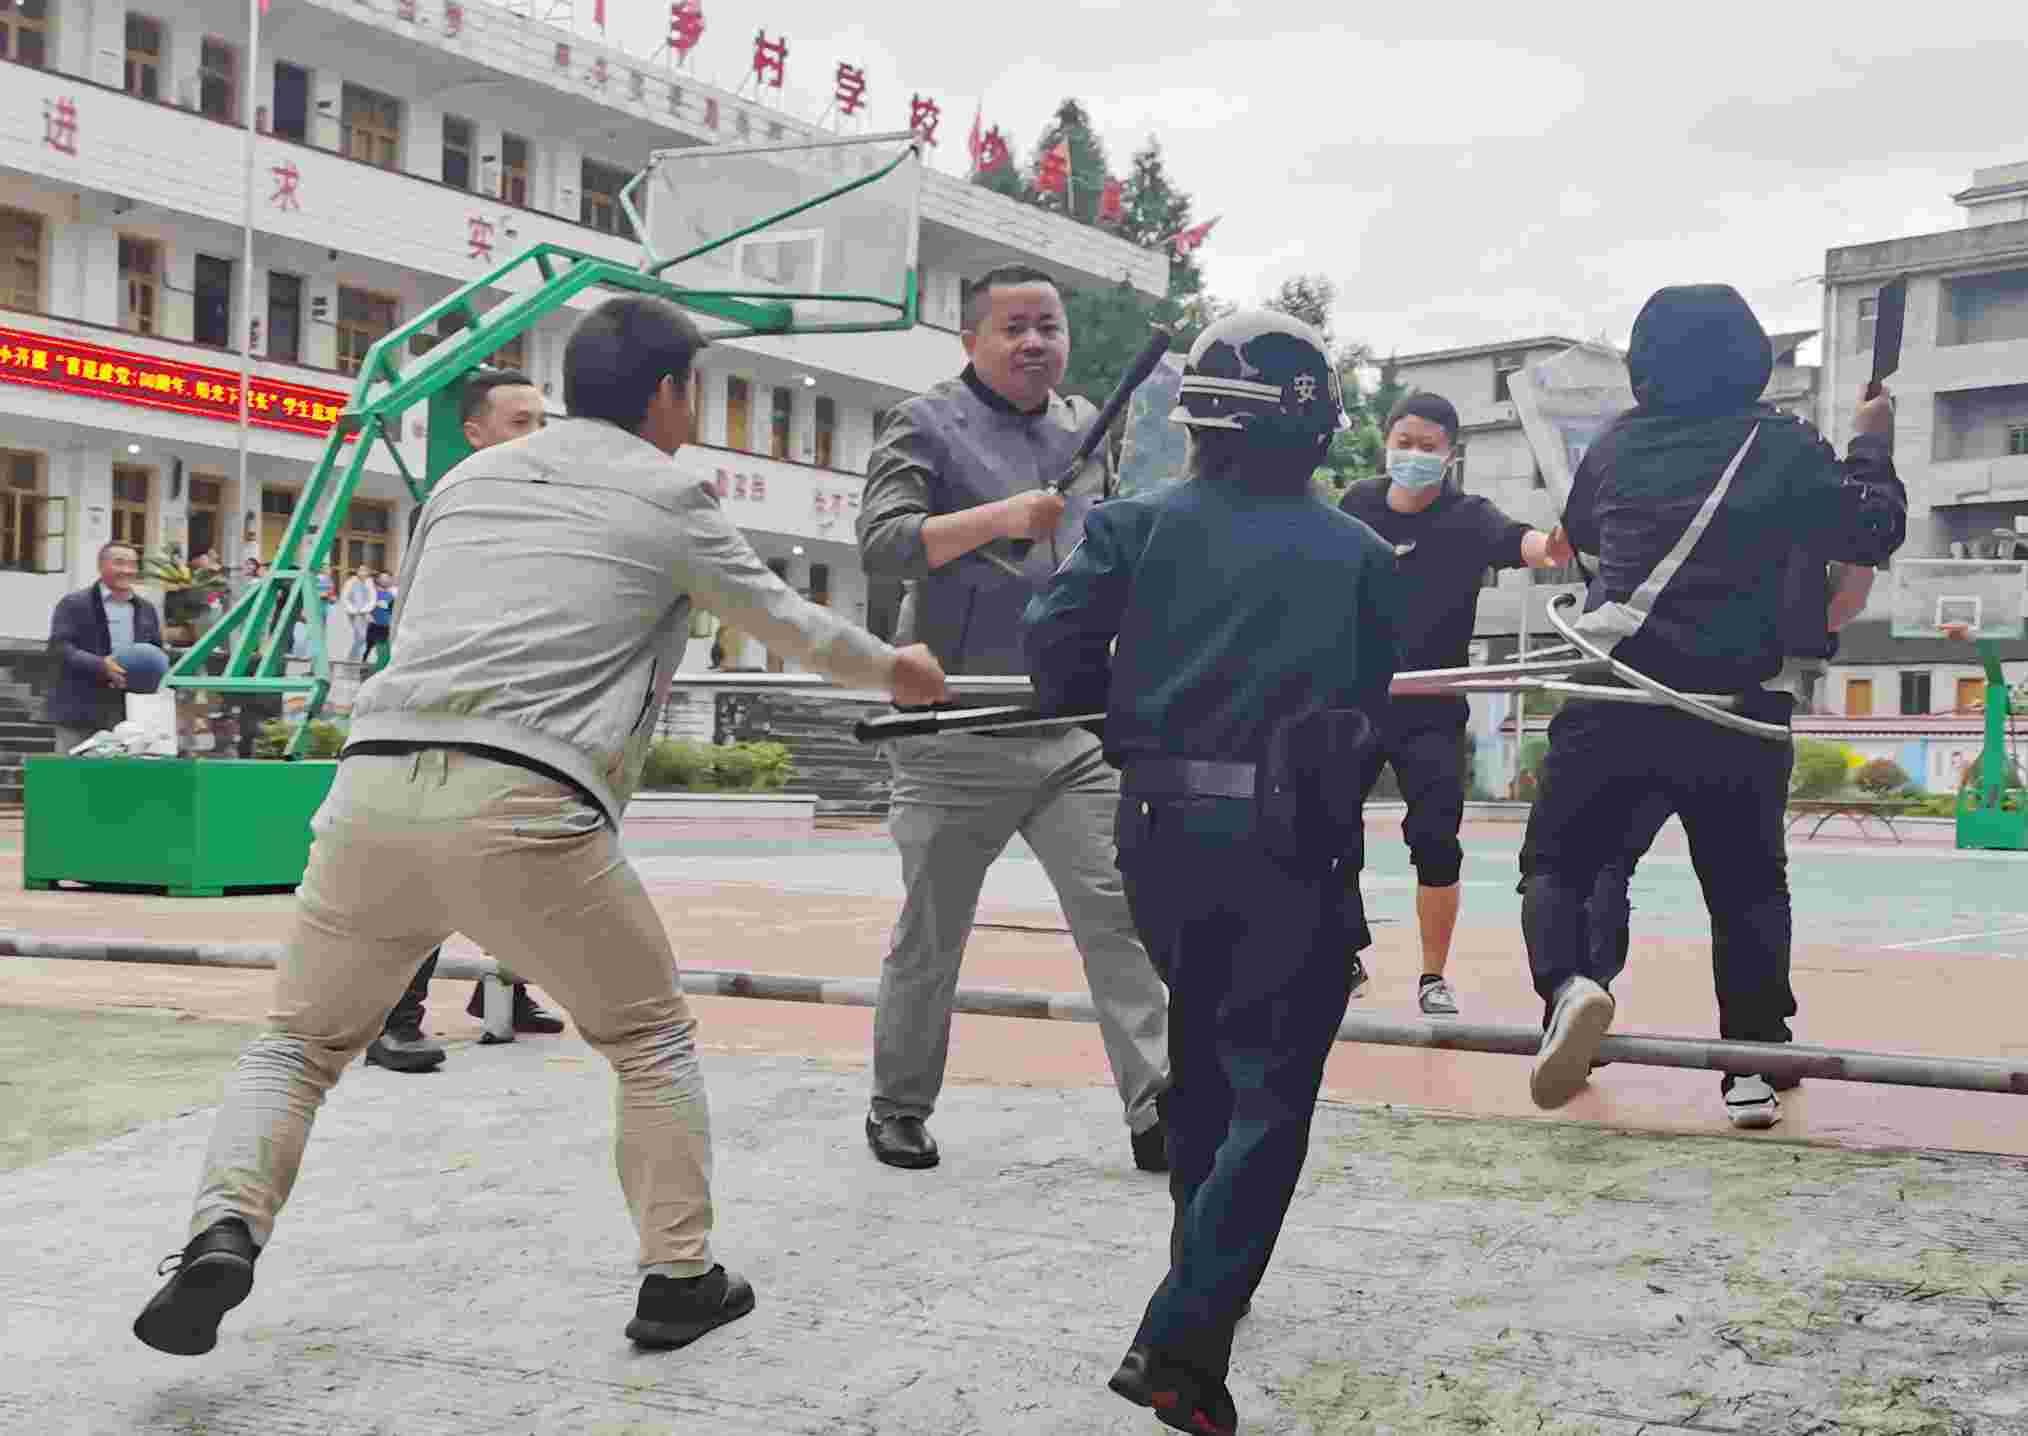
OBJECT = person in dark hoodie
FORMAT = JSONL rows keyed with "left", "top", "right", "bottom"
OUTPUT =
{"left": 1027, "top": 310, "right": 1397, "bottom": 1436}
{"left": 1520, "top": 284, "right": 1903, "bottom": 1129}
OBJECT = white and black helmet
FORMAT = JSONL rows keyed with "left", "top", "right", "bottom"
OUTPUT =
{"left": 1170, "top": 310, "right": 1348, "bottom": 442}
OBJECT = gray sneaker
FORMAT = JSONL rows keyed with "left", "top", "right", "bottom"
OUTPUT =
{"left": 364, "top": 1027, "right": 447, "bottom": 1074}
{"left": 1417, "top": 977, "right": 1459, "bottom": 1017}
{"left": 1529, "top": 977, "right": 1614, "bottom": 1110}
{"left": 1723, "top": 1074, "right": 1781, "bottom": 1130}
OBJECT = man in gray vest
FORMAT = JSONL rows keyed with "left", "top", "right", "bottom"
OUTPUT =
{"left": 857, "top": 264, "right": 1171, "bottom": 1174}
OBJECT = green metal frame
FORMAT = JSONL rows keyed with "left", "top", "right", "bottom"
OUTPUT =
{"left": 1956, "top": 640, "right": 2028, "bottom": 851}
{"left": 165, "top": 141, "right": 921, "bottom": 755}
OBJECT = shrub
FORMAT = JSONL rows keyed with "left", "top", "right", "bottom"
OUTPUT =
{"left": 641, "top": 738, "right": 716, "bottom": 791}
{"left": 1789, "top": 738, "right": 1850, "bottom": 798}
{"left": 640, "top": 738, "right": 793, "bottom": 792}
{"left": 254, "top": 718, "right": 346, "bottom": 758}
{"left": 1855, "top": 757, "right": 1911, "bottom": 795}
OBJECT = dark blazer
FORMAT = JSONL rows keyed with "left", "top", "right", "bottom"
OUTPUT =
{"left": 46, "top": 584, "right": 163, "bottom": 726}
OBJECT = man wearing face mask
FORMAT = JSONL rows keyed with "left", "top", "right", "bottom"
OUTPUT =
{"left": 857, "top": 263, "right": 1171, "bottom": 1175}
{"left": 1338, "top": 392, "right": 1572, "bottom": 1016}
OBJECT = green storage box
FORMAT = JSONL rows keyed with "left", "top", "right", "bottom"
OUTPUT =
{"left": 24, "top": 756, "right": 338, "bottom": 897}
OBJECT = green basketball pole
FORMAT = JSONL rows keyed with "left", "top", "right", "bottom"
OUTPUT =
{"left": 1956, "top": 638, "right": 2028, "bottom": 851}
{"left": 161, "top": 140, "right": 922, "bottom": 755}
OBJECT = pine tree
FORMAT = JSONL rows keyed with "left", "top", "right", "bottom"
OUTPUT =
{"left": 1263, "top": 274, "right": 1338, "bottom": 345}
{"left": 1031, "top": 98, "right": 1111, "bottom": 226}
{"left": 1121, "top": 137, "right": 1204, "bottom": 301}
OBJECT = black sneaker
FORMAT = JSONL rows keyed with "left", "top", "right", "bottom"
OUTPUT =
{"left": 364, "top": 1026, "right": 446, "bottom": 1073}
{"left": 133, "top": 1218, "right": 260, "bottom": 1356}
{"left": 1108, "top": 1345, "right": 1238, "bottom": 1436}
{"left": 625, "top": 1265, "right": 756, "bottom": 1350}
{"left": 467, "top": 982, "right": 566, "bottom": 1035}
{"left": 1348, "top": 953, "right": 1370, "bottom": 1000}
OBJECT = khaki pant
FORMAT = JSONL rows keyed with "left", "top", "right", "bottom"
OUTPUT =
{"left": 189, "top": 749, "right": 714, "bottom": 1276}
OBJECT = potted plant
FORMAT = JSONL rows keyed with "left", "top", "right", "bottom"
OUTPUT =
{"left": 143, "top": 550, "right": 231, "bottom": 642}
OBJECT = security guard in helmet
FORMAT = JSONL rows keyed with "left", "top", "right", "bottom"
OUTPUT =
{"left": 1024, "top": 310, "right": 1399, "bottom": 1436}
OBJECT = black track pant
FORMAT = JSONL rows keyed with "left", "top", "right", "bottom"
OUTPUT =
{"left": 1518, "top": 698, "right": 1797, "bottom": 1044}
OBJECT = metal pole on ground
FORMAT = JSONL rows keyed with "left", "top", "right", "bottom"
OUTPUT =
{"left": 6, "top": 936, "right": 2024, "bottom": 1096}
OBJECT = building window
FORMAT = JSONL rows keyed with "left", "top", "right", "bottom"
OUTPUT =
{"left": 1900, "top": 671, "right": 1931, "bottom": 716}
{"left": 1493, "top": 352, "right": 1526, "bottom": 403}
{"left": 1, "top": 0, "right": 49, "bottom": 67}
{"left": 126, "top": 15, "right": 164, "bottom": 101}
{"left": 1957, "top": 676, "right": 1986, "bottom": 713}
{"left": 580, "top": 159, "right": 634, "bottom": 237}
{"left": 337, "top": 499, "right": 394, "bottom": 573}
{"left": 187, "top": 475, "right": 229, "bottom": 561}
{"left": 1856, "top": 295, "right": 1877, "bottom": 354}
{"left": 808, "top": 562, "right": 831, "bottom": 606}
{"left": 194, "top": 255, "right": 233, "bottom": 348}
{"left": 442, "top": 114, "right": 473, "bottom": 190}
{"left": 725, "top": 376, "right": 751, "bottom": 450}
{"left": 1845, "top": 676, "right": 1873, "bottom": 718}
{"left": 769, "top": 387, "right": 792, "bottom": 459}
{"left": 119, "top": 237, "right": 161, "bottom": 336}
{"left": 0, "top": 207, "right": 43, "bottom": 311}
{"left": 271, "top": 61, "right": 309, "bottom": 141}
{"left": 111, "top": 465, "right": 152, "bottom": 549}
{"left": 0, "top": 449, "right": 50, "bottom": 572}
{"left": 500, "top": 133, "right": 530, "bottom": 206}
{"left": 336, "top": 286, "right": 399, "bottom": 376}
{"left": 267, "top": 271, "right": 303, "bottom": 363}
{"left": 200, "top": 38, "right": 239, "bottom": 123}
{"left": 2010, "top": 424, "right": 2028, "bottom": 458}
{"left": 341, "top": 84, "right": 401, "bottom": 170}
{"left": 259, "top": 485, "right": 295, "bottom": 560}
{"left": 814, "top": 396, "right": 836, "bottom": 468}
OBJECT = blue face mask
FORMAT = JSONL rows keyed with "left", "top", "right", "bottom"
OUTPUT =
{"left": 1386, "top": 448, "right": 1447, "bottom": 492}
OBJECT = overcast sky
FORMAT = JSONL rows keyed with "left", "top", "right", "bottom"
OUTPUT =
{"left": 594, "top": 0, "right": 2025, "bottom": 362}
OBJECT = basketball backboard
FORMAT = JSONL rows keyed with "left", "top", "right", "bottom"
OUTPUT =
{"left": 638, "top": 132, "right": 923, "bottom": 336}
{"left": 1889, "top": 558, "right": 2028, "bottom": 639}
{"left": 1508, "top": 342, "right": 1634, "bottom": 511}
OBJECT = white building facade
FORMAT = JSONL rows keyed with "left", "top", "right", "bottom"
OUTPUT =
{"left": 0, "top": 0, "right": 1166, "bottom": 673}
{"left": 1821, "top": 161, "right": 2028, "bottom": 566}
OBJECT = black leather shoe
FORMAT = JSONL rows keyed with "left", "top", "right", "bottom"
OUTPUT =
{"left": 466, "top": 982, "right": 566, "bottom": 1034}
{"left": 133, "top": 1217, "right": 260, "bottom": 1356}
{"left": 865, "top": 1114, "right": 939, "bottom": 1169}
{"left": 1107, "top": 1345, "right": 1237, "bottom": 1435}
{"left": 1132, "top": 1118, "right": 1171, "bottom": 1173}
{"left": 625, "top": 1265, "right": 755, "bottom": 1350}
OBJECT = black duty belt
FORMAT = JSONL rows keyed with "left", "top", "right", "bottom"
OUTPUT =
{"left": 1124, "top": 757, "right": 1256, "bottom": 801}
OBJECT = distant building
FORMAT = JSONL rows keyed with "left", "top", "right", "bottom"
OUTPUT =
{"left": 1821, "top": 160, "right": 2028, "bottom": 563}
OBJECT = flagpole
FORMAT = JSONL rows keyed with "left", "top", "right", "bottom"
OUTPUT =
{"left": 234, "top": 0, "right": 260, "bottom": 567}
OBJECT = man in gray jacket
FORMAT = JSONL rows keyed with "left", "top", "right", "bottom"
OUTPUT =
{"left": 857, "top": 263, "right": 1170, "bottom": 1174}
{"left": 134, "top": 295, "right": 948, "bottom": 1359}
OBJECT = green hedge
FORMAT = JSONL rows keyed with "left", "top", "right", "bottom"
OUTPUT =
{"left": 254, "top": 718, "right": 347, "bottom": 758}
{"left": 641, "top": 738, "right": 792, "bottom": 792}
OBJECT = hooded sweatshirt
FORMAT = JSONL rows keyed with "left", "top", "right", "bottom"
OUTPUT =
{"left": 1563, "top": 284, "right": 1904, "bottom": 696}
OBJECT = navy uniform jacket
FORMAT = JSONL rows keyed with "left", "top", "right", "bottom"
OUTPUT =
{"left": 47, "top": 584, "right": 163, "bottom": 726}
{"left": 1023, "top": 477, "right": 1399, "bottom": 769}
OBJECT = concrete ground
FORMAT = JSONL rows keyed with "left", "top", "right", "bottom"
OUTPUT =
{"left": 6, "top": 810, "right": 2028, "bottom": 1431}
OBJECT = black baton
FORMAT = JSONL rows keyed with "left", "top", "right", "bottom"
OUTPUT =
{"left": 854, "top": 706, "right": 1103, "bottom": 743}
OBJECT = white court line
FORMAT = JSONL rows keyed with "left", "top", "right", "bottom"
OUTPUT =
{"left": 1880, "top": 920, "right": 2028, "bottom": 951}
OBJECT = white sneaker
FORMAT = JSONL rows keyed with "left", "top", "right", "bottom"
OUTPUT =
{"left": 1530, "top": 977, "right": 1614, "bottom": 1110}
{"left": 1723, "top": 1075, "right": 1781, "bottom": 1130}
{"left": 1418, "top": 978, "right": 1459, "bottom": 1017}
